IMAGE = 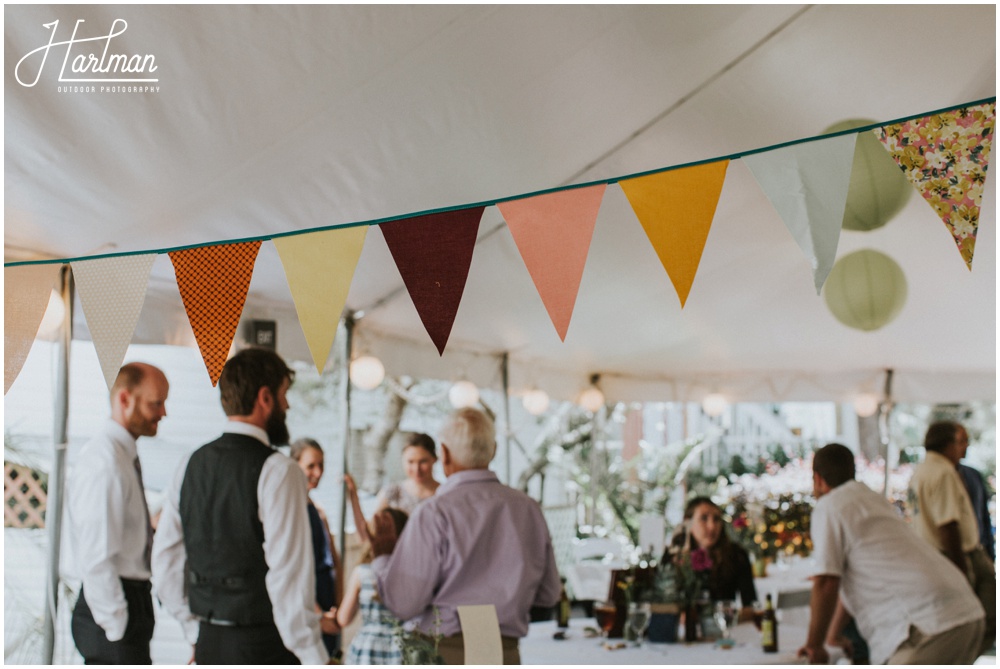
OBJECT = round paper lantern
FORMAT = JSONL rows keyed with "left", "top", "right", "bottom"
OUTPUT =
{"left": 824, "top": 119, "right": 911, "bottom": 232}
{"left": 823, "top": 250, "right": 907, "bottom": 331}
{"left": 853, "top": 393, "right": 880, "bottom": 418}
{"left": 702, "top": 393, "right": 727, "bottom": 417}
{"left": 449, "top": 380, "right": 480, "bottom": 408}
{"left": 522, "top": 389, "right": 550, "bottom": 416}
{"left": 349, "top": 355, "right": 385, "bottom": 390}
{"left": 577, "top": 386, "right": 605, "bottom": 413}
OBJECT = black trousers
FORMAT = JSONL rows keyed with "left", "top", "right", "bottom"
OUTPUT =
{"left": 195, "top": 621, "right": 300, "bottom": 664}
{"left": 71, "top": 580, "right": 155, "bottom": 664}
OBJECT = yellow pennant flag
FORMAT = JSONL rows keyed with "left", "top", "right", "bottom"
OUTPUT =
{"left": 273, "top": 227, "right": 368, "bottom": 373}
{"left": 620, "top": 160, "right": 729, "bottom": 307}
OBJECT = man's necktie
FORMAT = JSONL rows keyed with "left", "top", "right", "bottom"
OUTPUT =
{"left": 134, "top": 457, "right": 154, "bottom": 571}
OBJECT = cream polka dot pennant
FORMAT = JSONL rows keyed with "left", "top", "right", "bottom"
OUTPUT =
{"left": 71, "top": 254, "right": 156, "bottom": 391}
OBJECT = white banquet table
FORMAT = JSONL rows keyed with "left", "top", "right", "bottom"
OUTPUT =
{"left": 520, "top": 613, "right": 829, "bottom": 665}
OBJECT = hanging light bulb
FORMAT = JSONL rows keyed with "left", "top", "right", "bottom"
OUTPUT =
{"left": 702, "top": 393, "right": 727, "bottom": 417}
{"left": 853, "top": 393, "right": 880, "bottom": 418}
{"left": 37, "top": 289, "right": 66, "bottom": 338}
{"left": 522, "top": 389, "right": 550, "bottom": 416}
{"left": 449, "top": 380, "right": 480, "bottom": 408}
{"left": 577, "top": 387, "right": 605, "bottom": 413}
{"left": 349, "top": 355, "right": 385, "bottom": 390}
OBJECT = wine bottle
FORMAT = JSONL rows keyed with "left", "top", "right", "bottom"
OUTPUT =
{"left": 557, "top": 578, "right": 571, "bottom": 628}
{"left": 761, "top": 594, "right": 778, "bottom": 653}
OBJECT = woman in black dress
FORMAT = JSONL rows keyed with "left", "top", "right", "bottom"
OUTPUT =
{"left": 668, "top": 496, "right": 757, "bottom": 622}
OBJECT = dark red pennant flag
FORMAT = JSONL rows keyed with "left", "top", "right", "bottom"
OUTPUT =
{"left": 379, "top": 207, "right": 485, "bottom": 355}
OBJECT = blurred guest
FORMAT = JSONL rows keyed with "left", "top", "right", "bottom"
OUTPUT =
{"left": 70, "top": 363, "right": 168, "bottom": 664}
{"left": 370, "top": 408, "right": 561, "bottom": 664}
{"left": 909, "top": 421, "right": 995, "bottom": 653}
{"left": 668, "top": 497, "right": 757, "bottom": 621}
{"left": 291, "top": 438, "right": 343, "bottom": 656}
{"left": 336, "top": 474, "right": 407, "bottom": 665}
{"left": 375, "top": 432, "right": 440, "bottom": 514}
{"left": 957, "top": 461, "right": 995, "bottom": 561}
{"left": 152, "top": 348, "right": 329, "bottom": 665}
{"left": 800, "top": 443, "right": 983, "bottom": 664}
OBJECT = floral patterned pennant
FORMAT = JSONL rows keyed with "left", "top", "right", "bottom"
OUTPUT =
{"left": 875, "top": 103, "right": 995, "bottom": 269}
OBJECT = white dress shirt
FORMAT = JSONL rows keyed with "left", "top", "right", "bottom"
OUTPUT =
{"left": 68, "top": 419, "right": 151, "bottom": 642}
{"left": 151, "top": 422, "right": 328, "bottom": 665}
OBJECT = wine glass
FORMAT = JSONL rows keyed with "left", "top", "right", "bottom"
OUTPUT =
{"left": 713, "top": 600, "right": 736, "bottom": 641}
{"left": 593, "top": 601, "right": 617, "bottom": 644}
{"left": 627, "top": 602, "right": 651, "bottom": 649}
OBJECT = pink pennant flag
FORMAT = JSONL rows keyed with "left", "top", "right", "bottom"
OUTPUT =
{"left": 379, "top": 208, "right": 485, "bottom": 355}
{"left": 875, "top": 102, "right": 995, "bottom": 269}
{"left": 497, "top": 185, "right": 605, "bottom": 341}
{"left": 5, "top": 264, "right": 62, "bottom": 394}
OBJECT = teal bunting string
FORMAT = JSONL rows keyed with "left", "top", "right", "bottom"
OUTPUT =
{"left": 5, "top": 95, "right": 995, "bottom": 269}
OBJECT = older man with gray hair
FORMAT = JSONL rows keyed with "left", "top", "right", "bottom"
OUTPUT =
{"left": 371, "top": 408, "right": 561, "bottom": 664}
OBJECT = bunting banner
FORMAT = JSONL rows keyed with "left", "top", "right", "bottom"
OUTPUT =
{"left": 5, "top": 264, "right": 62, "bottom": 394}
{"left": 497, "top": 184, "right": 605, "bottom": 340}
{"left": 379, "top": 207, "right": 485, "bottom": 355}
{"left": 273, "top": 227, "right": 368, "bottom": 373}
{"left": 168, "top": 242, "right": 261, "bottom": 385}
{"left": 621, "top": 161, "right": 729, "bottom": 307}
{"left": 743, "top": 134, "right": 857, "bottom": 293}
{"left": 874, "top": 102, "right": 996, "bottom": 270}
{"left": 71, "top": 254, "right": 156, "bottom": 391}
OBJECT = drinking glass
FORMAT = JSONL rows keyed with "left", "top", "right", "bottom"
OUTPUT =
{"left": 713, "top": 600, "right": 736, "bottom": 640}
{"left": 627, "top": 602, "right": 651, "bottom": 648}
{"left": 593, "top": 601, "right": 617, "bottom": 644}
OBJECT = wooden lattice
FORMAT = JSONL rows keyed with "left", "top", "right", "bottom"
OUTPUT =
{"left": 4, "top": 462, "right": 47, "bottom": 528}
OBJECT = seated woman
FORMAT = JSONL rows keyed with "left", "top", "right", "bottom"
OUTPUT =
{"left": 375, "top": 432, "right": 440, "bottom": 515}
{"left": 668, "top": 496, "right": 757, "bottom": 622}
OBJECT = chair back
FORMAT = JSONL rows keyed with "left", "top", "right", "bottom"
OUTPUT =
{"left": 457, "top": 604, "right": 503, "bottom": 665}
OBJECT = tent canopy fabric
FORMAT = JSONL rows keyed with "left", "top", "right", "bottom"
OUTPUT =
{"left": 4, "top": 4, "right": 996, "bottom": 404}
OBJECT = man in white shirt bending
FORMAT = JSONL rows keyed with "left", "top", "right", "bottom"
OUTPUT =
{"left": 69, "top": 362, "right": 169, "bottom": 664}
{"left": 799, "top": 443, "right": 984, "bottom": 665}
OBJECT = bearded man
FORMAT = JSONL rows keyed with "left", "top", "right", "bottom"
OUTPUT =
{"left": 70, "top": 362, "right": 169, "bottom": 664}
{"left": 152, "top": 348, "right": 330, "bottom": 665}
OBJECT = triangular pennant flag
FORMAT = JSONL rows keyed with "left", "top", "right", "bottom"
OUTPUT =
{"left": 379, "top": 207, "right": 485, "bottom": 355}
{"left": 875, "top": 102, "right": 995, "bottom": 270}
{"left": 168, "top": 242, "right": 261, "bottom": 385}
{"left": 273, "top": 227, "right": 368, "bottom": 373}
{"left": 743, "top": 134, "right": 857, "bottom": 293}
{"left": 5, "top": 264, "right": 62, "bottom": 394}
{"left": 620, "top": 161, "right": 729, "bottom": 307}
{"left": 71, "top": 255, "right": 156, "bottom": 391}
{"left": 497, "top": 185, "right": 605, "bottom": 340}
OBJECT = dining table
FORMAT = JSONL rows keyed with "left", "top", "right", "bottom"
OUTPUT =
{"left": 519, "top": 608, "right": 841, "bottom": 665}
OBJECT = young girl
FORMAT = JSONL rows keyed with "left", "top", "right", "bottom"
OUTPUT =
{"left": 338, "top": 474, "right": 408, "bottom": 665}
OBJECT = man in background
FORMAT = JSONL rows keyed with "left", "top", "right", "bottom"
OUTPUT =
{"left": 69, "top": 363, "right": 169, "bottom": 664}
{"left": 909, "top": 421, "right": 995, "bottom": 653}
{"left": 152, "top": 347, "right": 331, "bottom": 665}
{"left": 800, "top": 443, "right": 983, "bottom": 664}
{"left": 371, "top": 407, "right": 562, "bottom": 664}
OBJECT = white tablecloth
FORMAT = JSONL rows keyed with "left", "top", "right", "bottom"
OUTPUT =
{"left": 520, "top": 613, "right": 828, "bottom": 665}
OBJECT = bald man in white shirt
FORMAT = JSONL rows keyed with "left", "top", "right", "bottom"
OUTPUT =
{"left": 69, "top": 363, "right": 168, "bottom": 664}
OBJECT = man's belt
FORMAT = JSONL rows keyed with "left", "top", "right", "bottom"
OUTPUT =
{"left": 196, "top": 615, "right": 240, "bottom": 627}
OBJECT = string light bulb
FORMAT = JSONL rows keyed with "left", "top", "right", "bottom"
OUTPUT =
{"left": 349, "top": 355, "right": 385, "bottom": 390}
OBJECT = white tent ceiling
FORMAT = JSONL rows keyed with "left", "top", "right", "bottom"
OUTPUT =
{"left": 5, "top": 4, "right": 997, "bottom": 404}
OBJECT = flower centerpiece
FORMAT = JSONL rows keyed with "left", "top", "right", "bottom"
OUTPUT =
{"left": 639, "top": 533, "right": 714, "bottom": 642}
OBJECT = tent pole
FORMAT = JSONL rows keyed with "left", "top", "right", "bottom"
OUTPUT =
{"left": 42, "top": 265, "right": 74, "bottom": 664}
{"left": 338, "top": 313, "right": 354, "bottom": 599}
{"left": 500, "top": 352, "right": 511, "bottom": 486}
{"left": 879, "top": 369, "right": 895, "bottom": 498}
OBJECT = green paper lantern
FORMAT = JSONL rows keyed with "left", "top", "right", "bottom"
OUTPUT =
{"left": 824, "top": 119, "right": 911, "bottom": 232}
{"left": 823, "top": 249, "right": 907, "bottom": 331}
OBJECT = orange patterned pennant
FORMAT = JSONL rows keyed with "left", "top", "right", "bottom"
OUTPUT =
{"left": 169, "top": 242, "right": 261, "bottom": 385}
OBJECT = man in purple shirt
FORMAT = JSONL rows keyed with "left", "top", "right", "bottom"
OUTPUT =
{"left": 371, "top": 407, "right": 561, "bottom": 664}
